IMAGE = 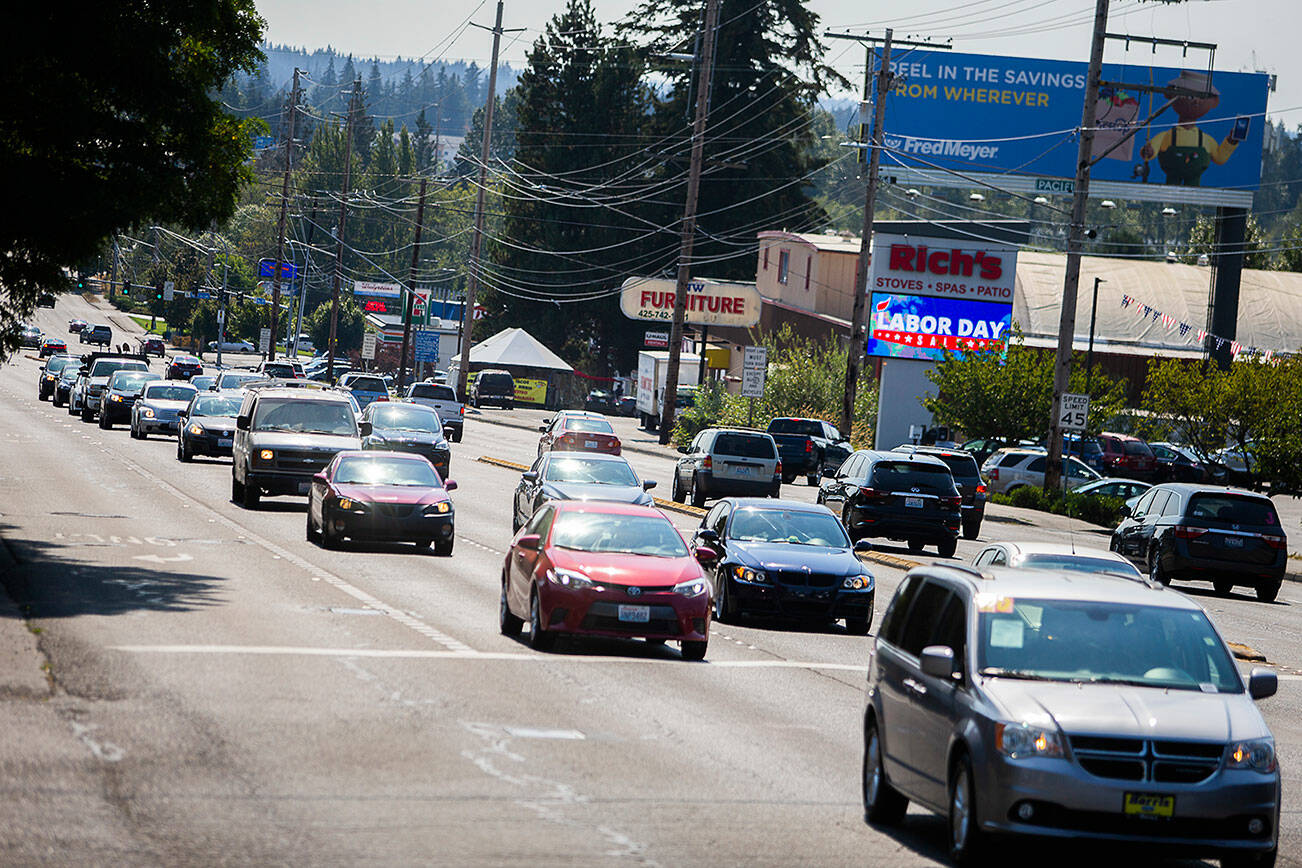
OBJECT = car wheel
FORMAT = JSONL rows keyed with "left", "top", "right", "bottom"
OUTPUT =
{"left": 863, "top": 716, "right": 908, "bottom": 825}
{"left": 713, "top": 572, "right": 737, "bottom": 624}
{"left": 768, "top": 483, "right": 781, "bottom": 498}
{"left": 511, "top": 510, "right": 522, "bottom": 533}
{"left": 434, "top": 537, "right": 454, "bottom": 556}
{"left": 452, "top": 430, "right": 463, "bottom": 443}
{"left": 99, "top": 411, "right": 111, "bottom": 429}
{"left": 321, "top": 515, "right": 341, "bottom": 550}
{"left": 1148, "top": 546, "right": 1170, "bottom": 586}
{"left": 907, "top": 539, "right": 925, "bottom": 553}
{"left": 806, "top": 472, "right": 819, "bottom": 487}
{"left": 305, "top": 510, "right": 318, "bottom": 542}
{"left": 845, "top": 607, "right": 872, "bottom": 636}
{"left": 671, "top": 473, "right": 686, "bottom": 504}
{"left": 242, "top": 480, "right": 261, "bottom": 510}
{"left": 499, "top": 578, "right": 523, "bottom": 637}
{"left": 690, "top": 475, "right": 706, "bottom": 509}
{"left": 1256, "top": 579, "right": 1282, "bottom": 604}
{"left": 782, "top": 472, "right": 795, "bottom": 485}
{"left": 1220, "top": 846, "right": 1277, "bottom": 868}
{"left": 1212, "top": 577, "right": 1234, "bottom": 596}
{"left": 937, "top": 537, "right": 958, "bottom": 558}
{"left": 680, "top": 640, "right": 707, "bottom": 661}
{"left": 962, "top": 519, "right": 981, "bottom": 541}
{"left": 177, "top": 439, "right": 192, "bottom": 462}
{"left": 231, "top": 474, "right": 244, "bottom": 503}
{"left": 948, "top": 754, "right": 986, "bottom": 866}
{"left": 529, "top": 587, "right": 555, "bottom": 651}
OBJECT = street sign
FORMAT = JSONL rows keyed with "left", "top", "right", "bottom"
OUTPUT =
{"left": 258, "top": 259, "right": 298, "bottom": 281}
{"left": 741, "top": 345, "right": 768, "bottom": 398}
{"left": 413, "top": 329, "right": 439, "bottom": 364}
{"left": 644, "top": 330, "right": 669, "bottom": 348}
{"left": 1058, "top": 393, "right": 1090, "bottom": 432}
{"left": 163, "top": 281, "right": 175, "bottom": 302}
{"left": 361, "top": 332, "right": 378, "bottom": 360}
{"left": 258, "top": 327, "right": 272, "bottom": 355}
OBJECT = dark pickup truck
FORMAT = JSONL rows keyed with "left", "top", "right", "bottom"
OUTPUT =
{"left": 766, "top": 417, "right": 852, "bottom": 486}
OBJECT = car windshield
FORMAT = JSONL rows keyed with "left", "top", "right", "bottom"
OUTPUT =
{"left": 1018, "top": 554, "right": 1143, "bottom": 579}
{"left": 190, "top": 377, "right": 217, "bottom": 390}
{"left": 768, "top": 419, "right": 824, "bottom": 437}
{"left": 174, "top": 356, "right": 199, "bottom": 365}
{"left": 143, "top": 385, "right": 197, "bottom": 402}
{"left": 369, "top": 404, "right": 441, "bottom": 432}
{"left": 550, "top": 511, "right": 689, "bottom": 558}
{"left": 334, "top": 456, "right": 439, "bottom": 487}
{"left": 252, "top": 398, "right": 356, "bottom": 436}
{"left": 713, "top": 433, "right": 775, "bottom": 458}
{"left": 1124, "top": 440, "right": 1153, "bottom": 456}
{"left": 543, "top": 457, "right": 638, "bottom": 486}
{"left": 90, "top": 360, "right": 146, "bottom": 378}
{"left": 112, "top": 373, "right": 156, "bottom": 392}
{"left": 977, "top": 597, "right": 1241, "bottom": 692}
{"left": 192, "top": 396, "right": 242, "bottom": 417}
{"left": 871, "top": 461, "right": 956, "bottom": 494}
{"left": 565, "top": 418, "right": 614, "bottom": 434}
{"left": 46, "top": 357, "right": 72, "bottom": 374}
{"left": 1188, "top": 494, "right": 1279, "bottom": 527}
{"left": 409, "top": 384, "right": 456, "bottom": 401}
{"left": 728, "top": 508, "right": 850, "bottom": 547}
{"left": 347, "top": 376, "right": 387, "bottom": 393}
{"left": 933, "top": 454, "right": 980, "bottom": 483}
{"left": 261, "top": 363, "right": 296, "bottom": 377}
{"left": 220, "top": 372, "right": 263, "bottom": 387}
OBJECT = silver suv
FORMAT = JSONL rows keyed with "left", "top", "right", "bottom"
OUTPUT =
{"left": 981, "top": 447, "right": 1100, "bottom": 495}
{"left": 672, "top": 427, "right": 781, "bottom": 508}
{"left": 862, "top": 564, "right": 1279, "bottom": 866}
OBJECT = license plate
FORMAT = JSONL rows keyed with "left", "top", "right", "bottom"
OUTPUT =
{"left": 1224, "top": 537, "right": 1244, "bottom": 548}
{"left": 905, "top": 497, "right": 924, "bottom": 509}
{"left": 585, "top": 440, "right": 599, "bottom": 448}
{"left": 297, "top": 481, "right": 311, "bottom": 495}
{"left": 730, "top": 465, "right": 753, "bottom": 477}
{"left": 217, "top": 437, "right": 233, "bottom": 447}
{"left": 1123, "top": 792, "right": 1174, "bottom": 819}
{"left": 618, "top": 605, "right": 650, "bottom": 623}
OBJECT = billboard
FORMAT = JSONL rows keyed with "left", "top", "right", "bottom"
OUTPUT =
{"left": 620, "top": 277, "right": 761, "bottom": 327}
{"left": 353, "top": 281, "right": 401, "bottom": 299}
{"left": 865, "top": 233, "right": 1016, "bottom": 361}
{"left": 880, "top": 51, "right": 1270, "bottom": 207}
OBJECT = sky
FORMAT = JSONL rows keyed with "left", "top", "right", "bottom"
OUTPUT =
{"left": 254, "top": 0, "right": 1301, "bottom": 119}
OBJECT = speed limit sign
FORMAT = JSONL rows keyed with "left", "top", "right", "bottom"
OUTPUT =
{"left": 1058, "top": 393, "right": 1090, "bottom": 432}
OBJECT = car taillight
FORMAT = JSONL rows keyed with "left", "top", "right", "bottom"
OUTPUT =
{"left": 377, "top": 396, "right": 388, "bottom": 402}
{"left": 612, "top": 439, "right": 621, "bottom": 455}
{"left": 459, "top": 405, "right": 465, "bottom": 416}
{"left": 774, "top": 460, "right": 782, "bottom": 477}
{"left": 703, "top": 455, "right": 712, "bottom": 470}
{"left": 804, "top": 438, "right": 813, "bottom": 453}
{"left": 976, "top": 484, "right": 987, "bottom": 494}
{"left": 1173, "top": 525, "right": 1208, "bottom": 540}
{"left": 1263, "top": 535, "right": 1287, "bottom": 550}
{"left": 857, "top": 487, "right": 883, "bottom": 500}
{"left": 560, "top": 433, "right": 575, "bottom": 446}
{"left": 945, "top": 495, "right": 963, "bottom": 508}
{"left": 989, "top": 468, "right": 999, "bottom": 481}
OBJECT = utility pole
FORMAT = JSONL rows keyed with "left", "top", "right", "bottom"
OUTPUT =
{"left": 328, "top": 78, "right": 362, "bottom": 382}
{"left": 825, "top": 29, "right": 949, "bottom": 438}
{"left": 657, "top": 0, "right": 721, "bottom": 444}
{"left": 1045, "top": 0, "right": 1109, "bottom": 492}
{"left": 1086, "top": 276, "right": 1104, "bottom": 395}
{"left": 399, "top": 176, "right": 428, "bottom": 389}
{"left": 110, "top": 239, "right": 120, "bottom": 301}
{"left": 457, "top": 1, "right": 519, "bottom": 400}
{"left": 270, "top": 68, "right": 301, "bottom": 362}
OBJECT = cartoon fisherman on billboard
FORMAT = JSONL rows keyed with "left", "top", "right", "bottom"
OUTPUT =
{"left": 1139, "top": 70, "right": 1250, "bottom": 187}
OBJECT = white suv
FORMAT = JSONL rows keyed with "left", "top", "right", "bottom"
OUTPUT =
{"left": 981, "top": 448, "right": 1100, "bottom": 494}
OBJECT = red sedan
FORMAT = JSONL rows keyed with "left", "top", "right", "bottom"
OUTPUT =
{"left": 536, "top": 412, "right": 621, "bottom": 458}
{"left": 500, "top": 501, "right": 715, "bottom": 659}
{"left": 307, "top": 451, "right": 456, "bottom": 554}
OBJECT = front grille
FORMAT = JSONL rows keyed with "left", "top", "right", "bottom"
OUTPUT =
{"left": 272, "top": 450, "right": 334, "bottom": 472}
{"left": 1069, "top": 735, "right": 1222, "bottom": 785}
{"left": 771, "top": 569, "right": 839, "bottom": 588}
{"left": 372, "top": 503, "right": 416, "bottom": 519}
{"left": 1010, "top": 801, "right": 1271, "bottom": 841}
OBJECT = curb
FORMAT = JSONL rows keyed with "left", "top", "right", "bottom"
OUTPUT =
{"left": 864, "top": 551, "right": 922, "bottom": 571}
{"left": 470, "top": 412, "right": 679, "bottom": 462}
{"left": 476, "top": 455, "right": 707, "bottom": 518}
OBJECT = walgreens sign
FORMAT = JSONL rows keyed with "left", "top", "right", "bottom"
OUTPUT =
{"left": 869, "top": 233, "right": 1017, "bottom": 302}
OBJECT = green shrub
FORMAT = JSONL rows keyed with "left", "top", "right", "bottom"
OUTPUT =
{"left": 991, "top": 487, "right": 1126, "bottom": 528}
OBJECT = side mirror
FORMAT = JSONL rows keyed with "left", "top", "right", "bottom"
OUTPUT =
{"left": 538, "top": 424, "right": 548, "bottom": 432}
{"left": 312, "top": 472, "right": 328, "bottom": 483}
{"left": 677, "top": 446, "right": 689, "bottom": 454}
{"left": 522, "top": 471, "right": 538, "bottom": 483}
{"left": 236, "top": 415, "right": 250, "bottom": 431}
{"left": 444, "top": 480, "right": 458, "bottom": 492}
{"left": 1118, "top": 504, "right": 1132, "bottom": 517}
{"left": 358, "top": 421, "right": 373, "bottom": 437}
{"left": 696, "top": 528, "right": 720, "bottom": 543}
{"left": 516, "top": 533, "right": 541, "bottom": 551}
{"left": 642, "top": 480, "right": 657, "bottom": 490}
{"left": 177, "top": 410, "right": 188, "bottom": 419}
{"left": 821, "top": 465, "right": 836, "bottom": 478}
{"left": 1248, "top": 667, "right": 1278, "bottom": 700}
{"left": 694, "top": 546, "right": 719, "bottom": 565}
{"left": 920, "top": 645, "right": 957, "bottom": 679}
{"left": 443, "top": 425, "right": 455, "bottom": 437}
{"left": 854, "top": 540, "right": 873, "bottom": 554}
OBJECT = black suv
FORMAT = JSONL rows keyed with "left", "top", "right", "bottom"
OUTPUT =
{"left": 1112, "top": 483, "right": 1287, "bottom": 601}
{"left": 818, "top": 450, "right": 962, "bottom": 557}
{"left": 231, "top": 387, "right": 367, "bottom": 509}
{"left": 470, "top": 369, "right": 516, "bottom": 409}
{"left": 893, "top": 445, "right": 986, "bottom": 540}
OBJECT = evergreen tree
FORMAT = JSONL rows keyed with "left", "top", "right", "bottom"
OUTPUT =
{"left": 414, "top": 109, "right": 433, "bottom": 172}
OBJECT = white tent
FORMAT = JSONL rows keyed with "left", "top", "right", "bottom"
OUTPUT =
{"left": 449, "top": 327, "right": 573, "bottom": 371}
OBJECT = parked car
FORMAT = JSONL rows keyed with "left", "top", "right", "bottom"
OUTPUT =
{"left": 981, "top": 448, "right": 1100, "bottom": 495}
{"left": 1211, "top": 443, "right": 1258, "bottom": 487}
{"left": 673, "top": 427, "right": 782, "bottom": 507}
{"left": 499, "top": 501, "right": 713, "bottom": 659}
{"left": 512, "top": 452, "right": 655, "bottom": 532}
{"left": 584, "top": 389, "right": 614, "bottom": 413}
{"left": 292, "top": 333, "right": 314, "bottom": 354}
{"left": 207, "top": 338, "right": 256, "bottom": 353}
{"left": 1147, "top": 441, "right": 1208, "bottom": 483}
{"left": 212, "top": 370, "right": 267, "bottom": 392}
{"left": 894, "top": 445, "right": 986, "bottom": 540}
{"left": 166, "top": 355, "right": 204, "bottom": 380}
{"left": 971, "top": 541, "right": 1142, "bottom": 580}
{"left": 176, "top": 392, "right": 242, "bottom": 461}
{"left": 959, "top": 437, "right": 1038, "bottom": 467}
{"left": 861, "top": 564, "right": 1279, "bottom": 866}
{"left": 1097, "top": 432, "right": 1158, "bottom": 481}
{"left": 1069, "top": 477, "right": 1153, "bottom": 523}
{"left": 80, "top": 324, "right": 112, "bottom": 346}
{"left": 37, "top": 355, "right": 76, "bottom": 401}
{"left": 767, "top": 417, "right": 852, "bottom": 485}
{"left": 1112, "top": 483, "right": 1287, "bottom": 601}
{"left": 1061, "top": 434, "right": 1106, "bottom": 473}
{"left": 337, "top": 372, "right": 391, "bottom": 410}
{"left": 690, "top": 498, "right": 875, "bottom": 633}
{"left": 38, "top": 336, "right": 67, "bottom": 358}
{"left": 130, "top": 381, "right": 198, "bottom": 438}
{"left": 307, "top": 451, "right": 456, "bottom": 553}
{"left": 537, "top": 412, "right": 621, "bottom": 458}
{"left": 138, "top": 336, "right": 166, "bottom": 358}
{"left": 360, "top": 401, "right": 451, "bottom": 481}
{"left": 99, "top": 370, "right": 162, "bottom": 428}
{"left": 231, "top": 387, "right": 366, "bottom": 509}
{"left": 404, "top": 382, "right": 464, "bottom": 442}
{"left": 818, "top": 450, "right": 962, "bottom": 557}
{"left": 469, "top": 369, "right": 516, "bottom": 409}
{"left": 19, "top": 325, "right": 43, "bottom": 348}
{"left": 614, "top": 395, "right": 637, "bottom": 417}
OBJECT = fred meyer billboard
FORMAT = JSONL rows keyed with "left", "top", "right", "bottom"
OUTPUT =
{"left": 865, "top": 233, "right": 1016, "bottom": 361}
{"left": 882, "top": 51, "right": 1270, "bottom": 206}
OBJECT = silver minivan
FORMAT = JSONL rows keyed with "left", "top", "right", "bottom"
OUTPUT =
{"left": 862, "top": 564, "right": 1279, "bottom": 866}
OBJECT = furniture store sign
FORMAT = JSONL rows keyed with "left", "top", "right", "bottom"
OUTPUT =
{"left": 619, "top": 277, "right": 761, "bottom": 327}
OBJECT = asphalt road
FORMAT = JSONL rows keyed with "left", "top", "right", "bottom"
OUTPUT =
{"left": 0, "top": 295, "right": 1298, "bottom": 865}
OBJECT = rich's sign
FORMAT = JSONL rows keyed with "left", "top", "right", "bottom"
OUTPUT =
{"left": 620, "top": 277, "right": 761, "bottom": 327}
{"left": 870, "top": 233, "right": 1017, "bottom": 301}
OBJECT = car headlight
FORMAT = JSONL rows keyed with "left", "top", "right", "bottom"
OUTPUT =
{"left": 547, "top": 567, "right": 594, "bottom": 590}
{"left": 258, "top": 449, "right": 274, "bottom": 461}
{"left": 142, "top": 408, "right": 155, "bottom": 418}
{"left": 424, "top": 501, "right": 452, "bottom": 515}
{"left": 995, "top": 722, "right": 1065, "bottom": 760}
{"left": 109, "top": 394, "right": 123, "bottom": 402}
{"left": 732, "top": 565, "right": 768, "bottom": 584}
{"left": 335, "top": 497, "right": 367, "bottom": 512}
{"left": 188, "top": 424, "right": 204, "bottom": 436}
{"left": 673, "top": 577, "right": 710, "bottom": 597}
{"left": 842, "top": 573, "right": 874, "bottom": 591}
{"left": 1227, "top": 738, "right": 1276, "bottom": 773}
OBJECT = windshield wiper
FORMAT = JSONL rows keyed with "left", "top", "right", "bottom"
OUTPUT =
{"left": 1071, "top": 675, "right": 1197, "bottom": 690}
{"left": 978, "top": 668, "right": 1064, "bottom": 682}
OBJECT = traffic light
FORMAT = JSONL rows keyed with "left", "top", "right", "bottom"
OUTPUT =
{"left": 76, "top": 274, "right": 85, "bottom": 290}
{"left": 121, "top": 283, "right": 130, "bottom": 297}
{"left": 154, "top": 283, "right": 164, "bottom": 301}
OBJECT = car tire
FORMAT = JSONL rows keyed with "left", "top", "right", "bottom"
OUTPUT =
{"left": 781, "top": 472, "right": 795, "bottom": 485}
{"left": 690, "top": 476, "right": 706, "bottom": 509}
{"left": 1256, "top": 579, "right": 1282, "bottom": 604}
{"left": 962, "top": 519, "right": 981, "bottom": 541}
{"left": 1220, "top": 846, "right": 1277, "bottom": 868}
{"left": 305, "top": 510, "right": 318, "bottom": 542}
{"left": 81, "top": 405, "right": 94, "bottom": 422}
{"left": 937, "top": 537, "right": 958, "bottom": 559}
{"left": 98, "top": 412, "right": 110, "bottom": 430}
{"left": 434, "top": 537, "right": 454, "bottom": 556}
{"left": 231, "top": 474, "right": 245, "bottom": 504}
{"left": 321, "top": 516, "right": 341, "bottom": 550}
{"left": 907, "top": 539, "right": 925, "bottom": 553}
{"left": 1212, "top": 578, "right": 1235, "bottom": 596}
{"left": 862, "top": 716, "right": 908, "bottom": 825}
{"left": 452, "top": 430, "right": 463, "bottom": 444}
{"left": 499, "top": 578, "right": 523, "bottom": 637}
{"left": 948, "top": 753, "right": 986, "bottom": 866}
{"left": 713, "top": 572, "right": 737, "bottom": 624}
{"left": 680, "top": 640, "right": 707, "bottom": 661}
{"left": 768, "top": 483, "right": 781, "bottom": 498}
{"left": 845, "top": 609, "right": 872, "bottom": 636}
{"left": 529, "top": 588, "right": 555, "bottom": 651}
{"left": 177, "top": 439, "right": 192, "bottom": 462}
{"left": 1149, "top": 545, "right": 1170, "bottom": 586}
{"left": 242, "top": 480, "right": 261, "bottom": 510}
{"left": 806, "top": 472, "right": 819, "bottom": 487}
{"left": 671, "top": 474, "right": 686, "bottom": 504}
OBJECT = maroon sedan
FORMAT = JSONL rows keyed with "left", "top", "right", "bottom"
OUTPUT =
{"left": 68, "top": 319, "right": 87, "bottom": 334}
{"left": 500, "top": 501, "right": 715, "bottom": 659}
{"left": 307, "top": 451, "right": 456, "bottom": 554}
{"left": 167, "top": 354, "right": 204, "bottom": 380}
{"left": 536, "top": 412, "right": 622, "bottom": 458}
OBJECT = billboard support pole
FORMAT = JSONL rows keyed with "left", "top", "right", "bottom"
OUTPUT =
{"left": 1045, "top": 0, "right": 1109, "bottom": 493}
{"left": 399, "top": 176, "right": 428, "bottom": 391}
{"left": 327, "top": 79, "right": 361, "bottom": 383}
{"left": 270, "top": 67, "right": 300, "bottom": 363}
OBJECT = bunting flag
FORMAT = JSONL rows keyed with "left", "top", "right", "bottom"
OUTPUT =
{"left": 1160, "top": 313, "right": 1175, "bottom": 329}
{"left": 1115, "top": 294, "right": 1288, "bottom": 361}
{"left": 1231, "top": 340, "right": 1243, "bottom": 356}
{"left": 1178, "top": 323, "right": 1191, "bottom": 337}
{"left": 1120, "top": 294, "right": 1133, "bottom": 308}
{"left": 1142, "top": 305, "right": 1153, "bottom": 319}
{"left": 1196, "top": 328, "right": 1207, "bottom": 343}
